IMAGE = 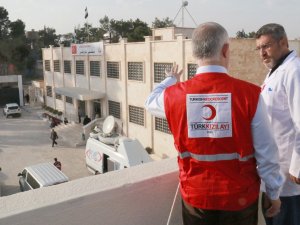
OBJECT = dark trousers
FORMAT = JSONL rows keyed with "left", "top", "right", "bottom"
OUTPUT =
{"left": 263, "top": 193, "right": 300, "bottom": 225}
{"left": 52, "top": 139, "right": 57, "bottom": 147}
{"left": 182, "top": 199, "right": 258, "bottom": 225}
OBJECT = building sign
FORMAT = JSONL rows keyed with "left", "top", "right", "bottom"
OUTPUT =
{"left": 71, "top": 42, "right": 104, "bottom": 56}
{"left": 187, "top": 93, "right": 232, "bottom": 138}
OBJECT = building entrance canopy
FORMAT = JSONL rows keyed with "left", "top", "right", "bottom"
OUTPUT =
{"left": 54, "top": 87, "right": 105, "bottom": 101}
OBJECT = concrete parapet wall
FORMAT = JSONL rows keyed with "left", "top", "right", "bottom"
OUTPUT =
{"left": 0, "top": 158, "right": 181, "bottom": 225}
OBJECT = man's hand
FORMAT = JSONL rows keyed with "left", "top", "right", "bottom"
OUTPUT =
{"left": 289, "top": 174, "right": 300, "bottom": 185}
{"left": 165, "top": 64, "right": 183, "bottom": 82}
{"left": 263, "top": 194, "right": 281, "bottom": 218}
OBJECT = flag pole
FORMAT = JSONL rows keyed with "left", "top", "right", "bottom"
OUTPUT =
{"left": 85, "top": 7, "right": 89, "bottom": 42}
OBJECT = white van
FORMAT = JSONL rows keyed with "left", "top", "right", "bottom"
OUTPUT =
{"left": 85, "top": 137, "right": 153, "bottom": 174}
{"left": 85, "top": 115, "right": 153, "bottom": 174}
{"left": 17, "top": 162, "right": 69, "bottom": 191}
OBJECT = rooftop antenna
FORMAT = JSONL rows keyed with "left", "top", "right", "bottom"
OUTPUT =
{"left": 172, "top": 0, "right": 198, "bottom": 27}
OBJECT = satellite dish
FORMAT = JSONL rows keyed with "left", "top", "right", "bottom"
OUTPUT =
{"left": 103, "top": 116, "right": 115, "bottom": 135}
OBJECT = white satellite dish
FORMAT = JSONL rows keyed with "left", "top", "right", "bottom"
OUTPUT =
{"left": 103, "top": 116, "right": 115, "bottom": 135}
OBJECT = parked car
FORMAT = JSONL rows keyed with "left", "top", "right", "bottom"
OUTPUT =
{"left": 3, "top": 103, "right": 21, "bottom": 118}
{"left": 17, "top": 162, "right": 69, "bottom": 192}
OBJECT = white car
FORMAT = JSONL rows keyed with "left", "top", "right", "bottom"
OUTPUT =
{"left": 3, "top": 103, "right": 21, "bottom": 118}
{"left": 18, "top": 163, "right": 69, "bottom": 192}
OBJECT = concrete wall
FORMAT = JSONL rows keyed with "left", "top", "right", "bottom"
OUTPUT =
{"left": 0, "top": 158, "right": 182, "bottom": 225}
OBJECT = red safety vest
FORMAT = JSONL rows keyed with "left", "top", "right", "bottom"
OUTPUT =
{"left": 164, "top": 72, "right": 261, "bottom": 210}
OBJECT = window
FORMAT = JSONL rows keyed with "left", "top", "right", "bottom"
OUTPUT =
{"left": 154, "top": 63, "right": 172, "bottom": 83}
{"left": 46, "top": 86, "right": 52, "bottom": 97}
{"left": 53, "top": 60, "right": 60, "bottom": 72}
{"left": 45, "top": 60, "right": 50, "bottom": 71}
{"left": 154, "top": 36, "right": 162, "bottom": 41}
{"left": 108, "top": 100, "right": 121, "bottom": 119}
{"left": 187, "top": 63, "right": 198, "bottom": 79}
{"left": 26, "top": 172, "right": 40, "bottom": 189}
{"left": 128, "top": 62, "right": 143, "bottom": 81}
{"left": 66, "top": 96, "right": 73, "bottom": 104}
{"left": 107, "top": 62, "right": 120, "bottom": 79}
{"left": 90, "top": 61, "right": 101, "bottom": 77}
{"left": 55, "top": 94, "right": 62, "bottom": 100}
{"left": 129, "top": 105, "right": 144, "bottom": 126}
{"left": 155, "top": 117, "right": 171, "bottom": 134}
{"left": 76, "top": 60, "right": 85, "bottom": 75}
{"left": 64, "top": 60, "right": 71, "bottom": 74}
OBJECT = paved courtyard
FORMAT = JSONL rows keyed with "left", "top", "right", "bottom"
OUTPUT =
{"left": 0, "top": 105, "right": 91, "bottom": 196}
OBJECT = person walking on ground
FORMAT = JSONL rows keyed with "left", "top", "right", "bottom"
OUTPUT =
{"left": 25, "top": 94, "right": 29, "bottom": 104}
{"left": 63, "top": 117, "right": 68, "bottom": 125}
{"left": 145, "top": 22, "right": 283, "bottom": 225}
{"left": 83, "top": 115, "right": 91, "bottom": 125}
{"left": 53, "top": 158, "right": 62, "bottom": 170}
{"left": 255, "top": 23, "right": 300, "bottom": 225}
{"left": 50, "top": 129, "right": 58, "bottom": 147}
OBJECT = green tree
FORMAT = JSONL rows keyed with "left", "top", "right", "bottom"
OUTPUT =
{"left": 89, "top": 27, "right": 106, "bottom": 42}
{"left": 74, "top": 23, "right": 106, "bottom": 43}
{"left": 74, "top": 23, "right": 92, "bottom": 43}
{"left": 236, "top": 29, "right": 256, "bottom": 38}
{"left": 34, "top": 26, "right": 58, "bottom": 60}
{"left": 0, "top": 7, "right": 9, "bottom": 40}
{"left": 38, "top": 26, "right": 59, "bottom": 48}
{"left": 0, "top": 7, "right": 29, "bottom": 74}
{"left": 99, "top": 15, "right": 110, "bottom": 31}
{"left": 236, "top": 29, "right": 247, "bottom": 38}
{"left": 247, "top": 31, "right": 256, "bottom": 38}
{"left": 9, "top": 19, "right": 26, "bottom": 39}
{"left": 99, "top": 16, "right": 151, "bottom": 43}
{"left": 57, "top": 33, "right": 75, "bottom": 47}
{"left": 152, "top": 17, "right": 175, "bottom": 28}
{"left": 127, "top": 19, "right": 151, "bottom": 42}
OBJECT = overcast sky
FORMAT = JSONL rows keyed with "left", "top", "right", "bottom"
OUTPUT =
{"left": 1, "top": 0, "right": 300, "bottom": 39}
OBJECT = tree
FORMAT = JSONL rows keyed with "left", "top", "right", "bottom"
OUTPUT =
{"left": 9, "top": 19, "right": 26, "bottom": 39}
{"left": 57, "top": 33, "right": 75, "bottom": 47}
{"left": 247, "top": 31, "right": 256, "bottom": 38}
{"left": 89, "top": 27, "right": 106, "bottom": 42}
{"left": 0, "top": 7, "right": 9, "bottom": 40}
{"left": 152, "top": 17, "right": 175, "bottom": 28}
{"left": 99, "top": 16, "right": 151, "bottom": 43}
{"left": 236, "top": 29, "right": 247, "bottom": 38}
{"left": 99, "top": 16, "right": 124, "bottom": 43}
{"left": 127, "top": 19, "right": 151, "bottom": 42}
{"left": 236, "top": 29, "right": 256, "bottom": 38}
{"left": 99, "top": 15, "right": 110, "bottom": 32}
{"left": 74, "top": 23, "right": 106, "bottom": 43}
{"left": 0, "top": 7, "right": 29, "bottom": 75}
{"left": 38, "top": 26, "right": 59, "bottom": 48}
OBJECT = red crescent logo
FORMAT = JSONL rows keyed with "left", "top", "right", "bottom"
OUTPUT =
{"left": 202, "top": 104, "right": 216, "bottom": 120}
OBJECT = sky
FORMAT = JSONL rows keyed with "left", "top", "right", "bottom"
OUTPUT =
{"left": 1, "top": 0, "right": 300, "bottom": 39}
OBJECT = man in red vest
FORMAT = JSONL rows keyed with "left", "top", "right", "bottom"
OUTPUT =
{"left": 145, "top": 22, "right": 283, "bottom": 225}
